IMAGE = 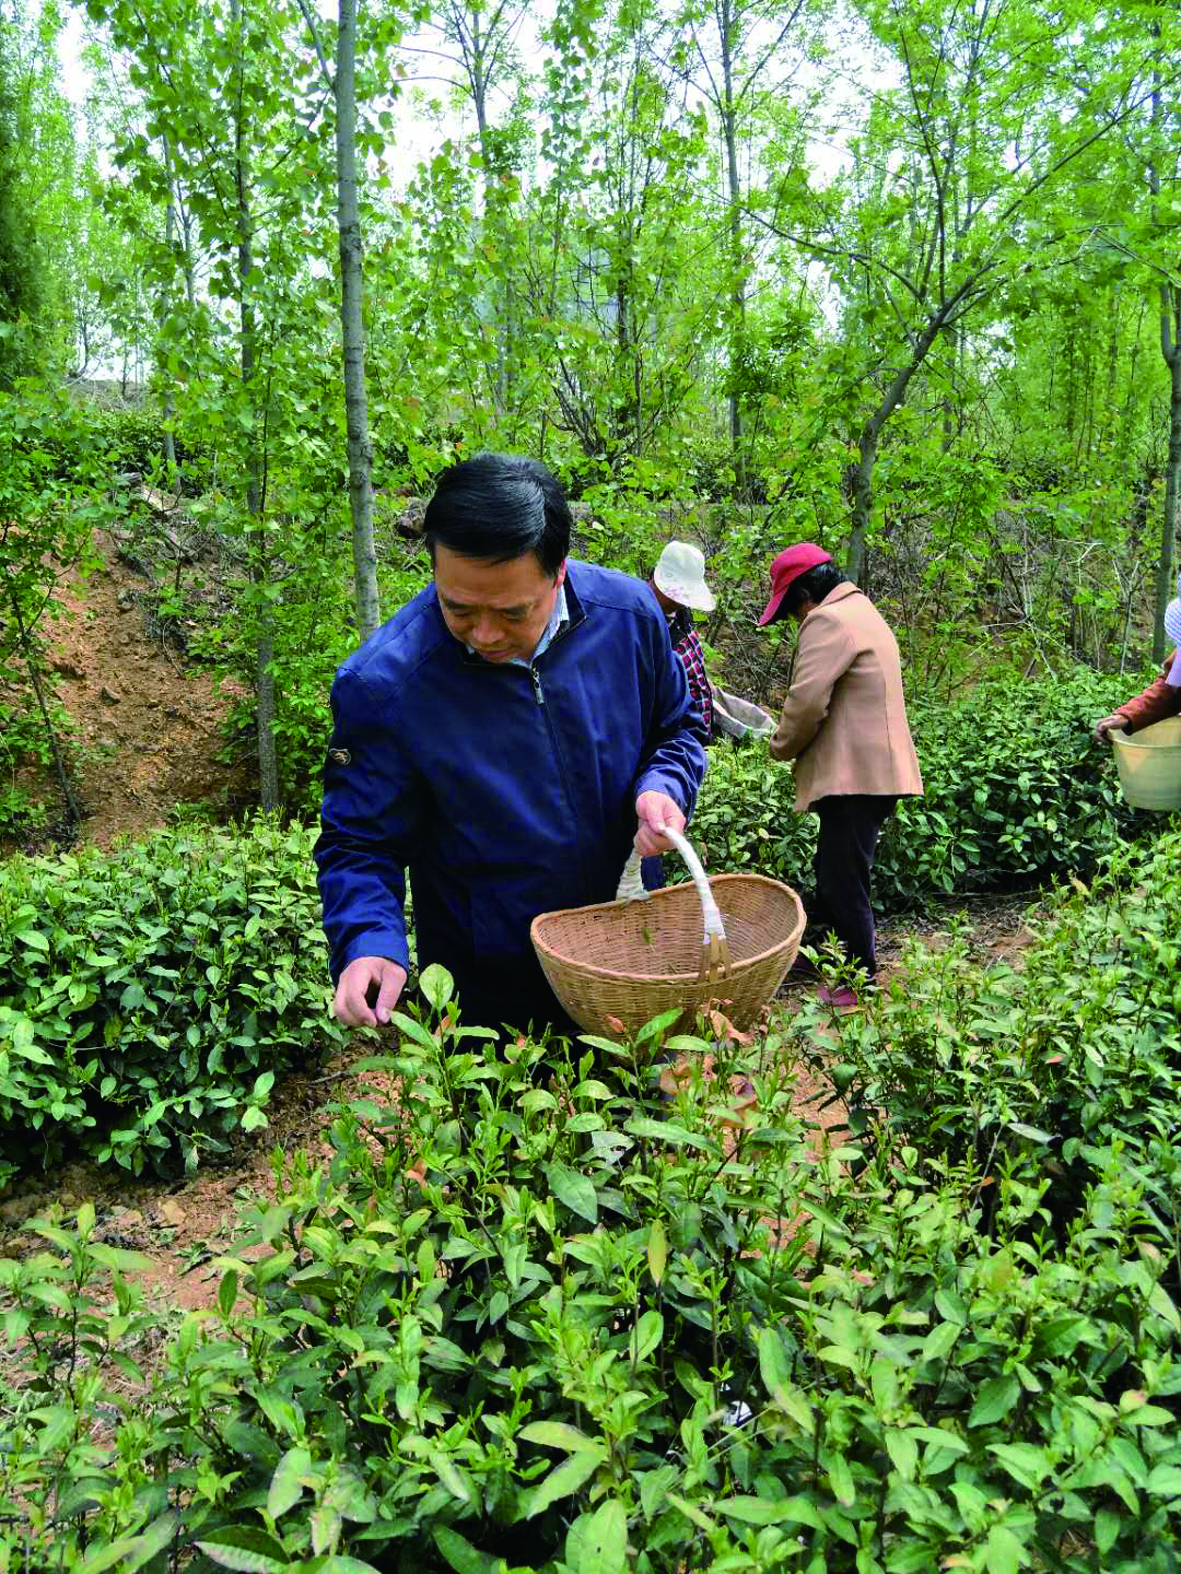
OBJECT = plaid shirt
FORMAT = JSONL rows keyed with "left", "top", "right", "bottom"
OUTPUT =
{"left": 670, "top": 607, "right": 713, "bottom": 739}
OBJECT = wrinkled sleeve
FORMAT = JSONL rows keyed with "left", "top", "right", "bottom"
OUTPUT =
{"left": 314, "top": 667, "right": 424, "bottom": 983}
{"left": 769, "top": 617, "right": 856, "bottom": 762}
{"left": 633, "top": 609, "right": 708, "bottom": 814}
{"left": 1116, "top": 653, "right": 1181, "bottom": 733}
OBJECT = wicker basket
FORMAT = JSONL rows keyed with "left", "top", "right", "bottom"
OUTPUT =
{"left": 530, "top": 829, "right": 805, "bottom": 1039}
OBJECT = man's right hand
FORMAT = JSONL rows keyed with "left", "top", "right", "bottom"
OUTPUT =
{"left": 334, "top": 956, "right": 407, "bottom": 1027}
{"left": 1094, "top": 713, "right": 1130, "bottom": 743}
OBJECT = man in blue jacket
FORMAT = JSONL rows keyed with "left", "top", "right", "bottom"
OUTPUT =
{"left": 315, "top": 453, "right": 708, "bottom": 1037}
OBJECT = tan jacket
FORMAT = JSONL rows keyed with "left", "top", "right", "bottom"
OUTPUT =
{"left": 769, "top": 584, "right": 924, "bottom": 811}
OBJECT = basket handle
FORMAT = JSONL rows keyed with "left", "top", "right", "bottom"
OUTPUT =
{"left": 615, "top": 828, "right": 731, "bottom": 983}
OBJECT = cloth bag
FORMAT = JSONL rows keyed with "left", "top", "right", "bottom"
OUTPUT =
{"left": 710, "top": 682, "right": 776, "bottom": 740}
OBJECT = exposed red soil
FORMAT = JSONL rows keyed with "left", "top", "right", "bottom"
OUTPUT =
{"left": 7, "top": 526, "right": 253, "bottom": 851}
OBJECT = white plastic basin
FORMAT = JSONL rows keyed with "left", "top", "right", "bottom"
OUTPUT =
{"left": 1111, "top": 717, "right": 1181, "bottom": 811}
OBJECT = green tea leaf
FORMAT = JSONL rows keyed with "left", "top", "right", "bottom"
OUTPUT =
{"left": 267, "top": 1445, "right": 312, "bottom": 1519}
{"left": 1095, "top": 1507, "right": 1121, "bottom": 1554}
{"left": 716, "top": 1495, "right": 814, "bottom": 1525}
{"left": 984, "top": 1524, "right": 1023, "bottom": 1574}
{"left": 218, "top": 1268, "right": 239, "bottom": 1320}
{"left": 301, "top": 1559, "right": 385, "bottom": 1574}
{"left": 630, "top": 1309, "right": 663, "bottom": 1364}
{"left": 647, "top": 1217, "right": 667, "bottom": 1286}
{"left": 988, "top": 1441, "right": 1050, "bottom": 1490}
{"left": 520, "top": 1421, "right": 601, "bottom": 1452}
{"left": 666, "top": 1491, "right": 716, "bottom": 1531}
{"left": 625, "top": 1116, "right": 711, "bottom": 1150}
{"left": 194, "top": 1525, "right": 290, "bottom": 1572}
{"left": 885, "top": 1430, "right": 918, "bottom": 1481}
{"left": 1147, "top": 1464, "right": 1181, "bottom": 1497}
{"left": 432, "top": 1526, "right": 500, "bottom": 1574}
{"left": 420, "top": 964, "right": 455, "bottom": 1013}
{"left": 575, "top": 1499, "right": 627, "bottom": 1574}
{"left": 545, "top": 1161, "right": 598, "bottom": 1224}
{"left": 526, "top": 1445, "right": 606, "bottom": 1517}
{"left": 969, "top": 1373, "right": 1019, "bottom": 1428}
{"left": 78, "top": 1513, "right": 178, "bottom": 1572}
{"left": 1007, "top": 1121, "right": 1052, "bottom": 1143}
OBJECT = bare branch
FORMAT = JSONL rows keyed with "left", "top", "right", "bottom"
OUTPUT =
{"left": 294, "top": 0, "right": 334, "bottom": 92}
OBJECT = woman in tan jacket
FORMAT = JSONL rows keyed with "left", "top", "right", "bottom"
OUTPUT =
{"left": 760, "top": 544, "right": 923, "bottom": 1003}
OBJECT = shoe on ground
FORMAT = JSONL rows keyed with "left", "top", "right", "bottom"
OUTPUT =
{"left": 784, "top": 953, "right": 819, "bottom": 983}
{"left": 817, "top": 984, "right": 859, "bottom": 1011}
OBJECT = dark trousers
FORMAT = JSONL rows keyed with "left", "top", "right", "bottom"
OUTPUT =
{"left": 806, "top": 795, "right": 897, "bottom": 979}
{"left": 640, "top": 854, "right": 665, "bottom": 891}
{"left": 420, "top": 942, "right": 581, "bottom": 1044}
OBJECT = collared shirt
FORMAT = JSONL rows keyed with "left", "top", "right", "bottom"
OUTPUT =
{"left": 515, "top": 582, "right": 569, "bottom": 667}
{"left": 465, "top": 583, "right": 570, "bottom": 668}
{"left": 669, "top": 606, "right": 713, "bottom": 738}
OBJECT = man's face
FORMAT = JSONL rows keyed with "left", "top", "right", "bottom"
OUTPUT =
{"left": 434, "top": 544, "right": 567, "bottom": 664}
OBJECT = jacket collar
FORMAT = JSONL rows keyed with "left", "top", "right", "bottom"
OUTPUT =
{"left": 453, "top": 561, "right": 589, "bottom": 669}
{"left": 818, "top": 583, "right": 863, "bottom": 608}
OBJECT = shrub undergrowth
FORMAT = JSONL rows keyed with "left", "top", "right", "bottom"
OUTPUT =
{"left": 4, "top": 828, "right": 1181, "bottom": 1567}
{"left": 0, "top": 817, "right": 343, "bottom": 1181}
{"left": 698, "top": 666, "right": 1147, "bottom": 906}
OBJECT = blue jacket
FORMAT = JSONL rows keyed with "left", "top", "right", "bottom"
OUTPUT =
{"left": 315, "top": 560, "right": 707, "bottom": 1001}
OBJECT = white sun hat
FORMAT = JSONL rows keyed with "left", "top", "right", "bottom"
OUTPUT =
{"left": 653, "top": 540, "right": 716, "bottom": 613}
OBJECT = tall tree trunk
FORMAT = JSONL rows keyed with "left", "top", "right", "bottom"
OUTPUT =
{"left": 1155, "top": 289, "right": 1181, "bottom": 662}
{"left": 6, "top": 584, "right": 81, "bottom": 827}
{"left": 232, "top": 0, "right": 279, "bottom": 810}
{"left": 160, "top": 134, "right": 179, "bottom": 487}
{"left": 847, "top": 313, "right": 947, "bottom": 584}
{"left": 719, "top": 0, "right": 745, "bottom": 482}
{"left": 461, "top": 5, "right": 514, "bottom": 411}
{"left": 335, "top": 0, "right": 380, "bottom": 643}
{"left": 1149, "top": 37, "right": 1179, "bottom": 663}
{"left": 848, "top": 427, "right": 877, "bottom": 588}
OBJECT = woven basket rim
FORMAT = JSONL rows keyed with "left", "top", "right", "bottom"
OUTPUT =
{"left": 530, "top": 872, "right": 805, "bottom": 988}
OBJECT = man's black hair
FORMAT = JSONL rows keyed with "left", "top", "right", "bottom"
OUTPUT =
{"left": 777, "top": 561, "right": 848, "bottom": 620}
{"left": 423, "top": 453, "right": 571, "bottom": 578}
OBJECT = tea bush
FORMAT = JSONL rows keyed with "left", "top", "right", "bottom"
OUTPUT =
{"left": 820, "top": 829, "right": 1181, "bottom": 1263}
{"left": 698, "top": 665, "right": 1148, "bottom": 907}
{"left": 0, "top": 816, "right": 344, "bottom": 1180}
{"left": 4, "top": 922, "right": 1181, "bottom": 1569}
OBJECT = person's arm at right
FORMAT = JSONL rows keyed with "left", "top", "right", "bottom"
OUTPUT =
{"left": 1095, "top": 651, "right": 1181, "bottom": 739}
{"left": 314, "top": 668, "right": 423, "bottom": 1025}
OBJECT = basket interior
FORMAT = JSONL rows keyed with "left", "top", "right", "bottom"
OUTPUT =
{"left": 534, "top": 876, "right": 800, "bottom": 980}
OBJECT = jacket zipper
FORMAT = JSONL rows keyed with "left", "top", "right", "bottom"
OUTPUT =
{"left": 530, "top": 664, "right": 545, "bottom": 705}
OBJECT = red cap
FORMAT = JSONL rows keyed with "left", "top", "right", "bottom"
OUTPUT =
{"left": 758, "top": 543, "right": 834, "bottom": 625}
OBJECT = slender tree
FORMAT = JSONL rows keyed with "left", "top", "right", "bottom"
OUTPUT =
{"left": 676, "top": 0, "right": 818, "bottom": 481}
{"left": 297, "top": 0, "right": 381, "bottom": 643}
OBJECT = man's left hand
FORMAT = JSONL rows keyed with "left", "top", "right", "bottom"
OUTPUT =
{"left": 634, "top": 790, "right": 686, "bottom": 856}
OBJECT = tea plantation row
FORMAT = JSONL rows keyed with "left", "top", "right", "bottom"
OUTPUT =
{"left": 0, "top": 665, "right": 1153, "bottom": 1182}
{"left": 3, "top": 830, "right": 1181, "bottom": 1567}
